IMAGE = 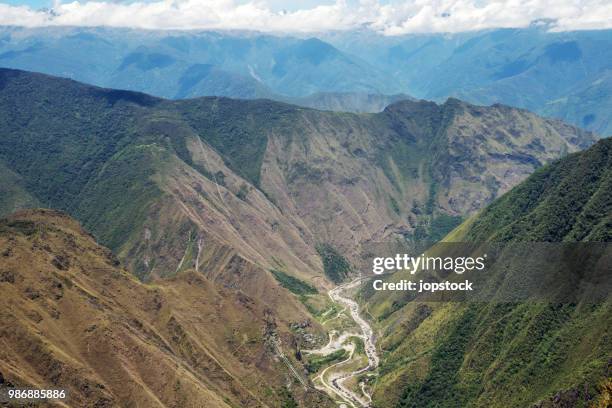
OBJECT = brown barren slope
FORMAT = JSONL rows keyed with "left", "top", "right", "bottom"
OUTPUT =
{"left": 0, "top": 209, "right": 329, "bottom": 407}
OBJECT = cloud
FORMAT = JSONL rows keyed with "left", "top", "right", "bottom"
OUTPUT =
{"left": 0, "top": 0, "right": 610, "bottom": 34}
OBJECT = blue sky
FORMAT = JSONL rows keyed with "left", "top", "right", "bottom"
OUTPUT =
{"left": 4, "top": 0, "right": 50, "bottom": 7}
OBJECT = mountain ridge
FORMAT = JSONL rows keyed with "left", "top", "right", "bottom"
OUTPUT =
{"left": 1, "top": 26, "right": 610, "bottom": 133}
{"left": 0, "top": 66, "right": 608, "bottom": 408}
{"left": 0, "top": 67, "right": 597, "bottom": 288}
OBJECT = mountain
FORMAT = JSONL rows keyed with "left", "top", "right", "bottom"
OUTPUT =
{"left": 2, "top": 26, "right": 610, "bottom": 132}
{"left": 0, "top": 71, "right": 600, "bottom": 407}
{"left": 283, "top": 92, "right": 414, "bottom": 113}
{"left": 0, "top": 68, "right": 596, "bottom": 286}
{"left": 363, "top": 138, "right": 612, "bottom": 407}
{"left": 0, "top": 27, "right": 396, "bottom": 101}
{"left": 542, "top": 69, "right": 612, "bottom": 137}
{"left": 323, "top": 27, "right": 612, "bottom": 135}
{"left": 0, "top": 60, "right": 606, "bottom": 407}
{"left": 173, "top": 63, "right": 273, "bottom": 99}
{"left": 461, "top": 139, "right": 612, "bottom": 243}
{"left": 0, "top": 209, "right": 331, "bottom": 407}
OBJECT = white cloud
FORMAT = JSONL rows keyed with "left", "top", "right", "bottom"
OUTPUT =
{"left": 0, "top": 0, "right": 610, "bottom": 34}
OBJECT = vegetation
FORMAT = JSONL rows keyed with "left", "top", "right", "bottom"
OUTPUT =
{"left": 305, "top": 349, "right": 349, "bottom": 373}
{"left": 177, "top": 97, "right": 295, "bottom": 187}
{"left": 389, "top": 195, "right": 401, "bottom": 215}
{"left": 428, "top": 214, "right": 463, "bottom": 242}
{"left": 374, "top": 138, "right": 612, "bottom": 408}
{"left": 316, "top": 243, "right": 351, "bottom": 283}
{"left": 270, "top": 269, "right": 318, "bottom": 296}
{"left": 465, "top": 138, "right": 611, "bottom": 242}
{"left": 348, "top": 336, "right": 365, "bottom": 355}
{"left": 398, "top": 305, "right": 478, "bottom": 407}
{"left": 75, "top": 145, "right": 166, "bottom": 252}
{"left": 279, "top": 387, "right": 299, "bottom": 408}
{"left": 393, "top": 300, "right": 612, "bottom": 407}
{"left": 236, "top": 183, "right": 250, "bottom": 201}
{"left": 302, "top": 298, "right": 341, "bottom": 322}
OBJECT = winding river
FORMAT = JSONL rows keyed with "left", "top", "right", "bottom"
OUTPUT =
{"left": 305, "top": 278, "right": 379, "bottom": 407}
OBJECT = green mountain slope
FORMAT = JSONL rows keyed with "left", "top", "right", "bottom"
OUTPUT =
{"left": 0, "top": 161, "right": 40, "bottom": 216}
{"left": 366, "top": 138, "right": 612, "bottom": 408}
{"left": 464, "top": 138, "right": 612, "bottom": 242}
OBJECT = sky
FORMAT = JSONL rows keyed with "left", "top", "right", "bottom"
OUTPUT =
{"left": 0, "top": 0, "right": 610, "bottom": 34}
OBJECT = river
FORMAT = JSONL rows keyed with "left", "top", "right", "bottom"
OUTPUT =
{"left": 305, "top": 277, "right": 379, "bottom": 407}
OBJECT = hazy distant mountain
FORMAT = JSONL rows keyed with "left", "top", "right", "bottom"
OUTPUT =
{"left": 542, "top": 69, "right": 612, "bottom": 136}
{"left": 323, "top": 26, "right": 612, "bottom": 135}
{"left": 1, "top": 26, "right": 609, "bottom": 130}
{"left": 283, "top": 92, "right": 414, "bottom": 113}
{"left": 0, "top": 26, "right": 397, "bottom": 100}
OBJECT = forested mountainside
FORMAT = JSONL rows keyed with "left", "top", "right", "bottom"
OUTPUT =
{"left": 364, "top": 138, "right": 612, "bottom": 407}
{"left": 0, "top": 209, "right": 332, "bottom": 408}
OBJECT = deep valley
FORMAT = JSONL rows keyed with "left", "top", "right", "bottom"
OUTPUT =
{"left": 0, "top": 66, "right": 609, "bottom": 408}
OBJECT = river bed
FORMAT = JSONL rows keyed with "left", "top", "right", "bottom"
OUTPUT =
{"left": 304, "top": 278, "right": 378, "bottom": 407}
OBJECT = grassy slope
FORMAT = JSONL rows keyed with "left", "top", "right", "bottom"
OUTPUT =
{"left": 370, "top": 138, "right": 612, "bottom": 408}
{"left": 0, "top": 70, "right": 334, "bottom": 407}
{"left": 0, "top": 209, "right": 336, "bottom": 408}
{"left": 465, "top": 138, "right": 612, "bottom": 242}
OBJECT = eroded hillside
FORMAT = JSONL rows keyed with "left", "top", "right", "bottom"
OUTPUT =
{"left": 0, "top": 209, "right": 330, "bottom": 407}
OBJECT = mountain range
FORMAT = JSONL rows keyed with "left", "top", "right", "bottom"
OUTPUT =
{"left": 0, "top": 26, "right": 610, "bottom": 135}
{"left": 0, "top": 67, "right": 609, "bottom": 407}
